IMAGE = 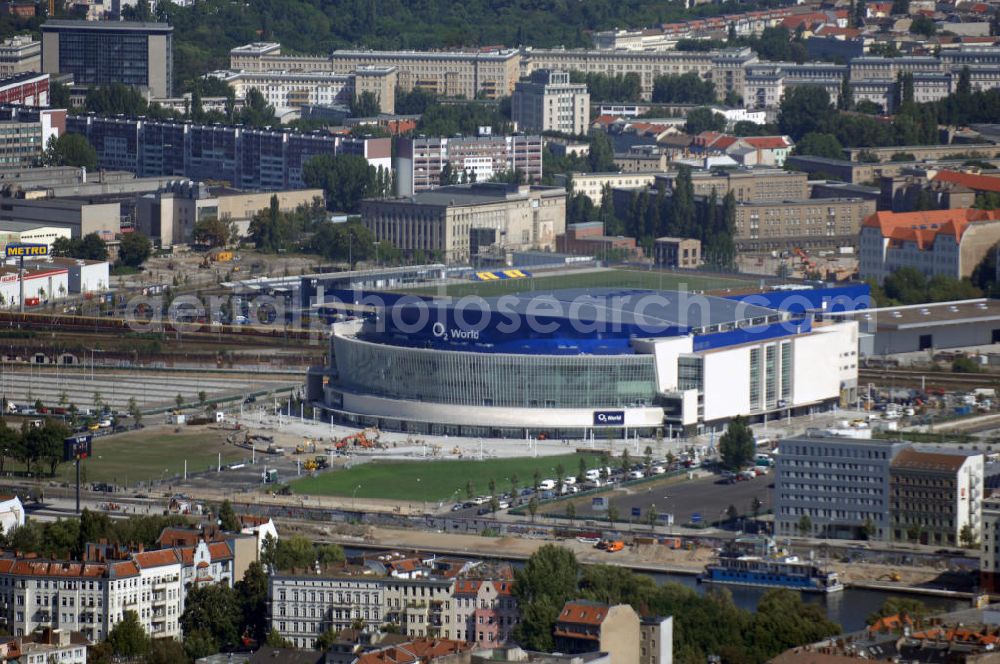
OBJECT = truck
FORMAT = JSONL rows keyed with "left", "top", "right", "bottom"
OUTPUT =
{"left": 263, "top": 469, "right": 279, "bottom": 484}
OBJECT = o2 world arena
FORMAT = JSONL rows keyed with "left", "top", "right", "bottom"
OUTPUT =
{"left": 306, "top": 286, "right": 867, "bottom": 439}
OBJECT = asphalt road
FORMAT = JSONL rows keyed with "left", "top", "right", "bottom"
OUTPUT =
{"left": 563, "top": 470, "right": 773, "bottom": 527}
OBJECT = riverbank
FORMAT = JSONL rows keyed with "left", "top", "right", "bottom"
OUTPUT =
{"left": 293, "top": 522, "right": 977, "bottom": 601}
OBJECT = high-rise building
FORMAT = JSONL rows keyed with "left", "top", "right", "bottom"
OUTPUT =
{"left": 395, "top": 134, "right": 543, "bottom": 196}
{"left": 0, "top": 35, "right": 40, "bottom": 77}
{"left": 66, "top": 115, "right": 390, "bottom": 190}
{"left": 512, "top": 70, "right": 589, "bottom": 136}
{"left": 41, "top": 20, "right": 173, "bottom": 98}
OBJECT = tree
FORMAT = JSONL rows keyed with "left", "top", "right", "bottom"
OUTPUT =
{"left": 180, "top": 584, "right": 243, "bottom": 652}
{"left": 303, "top": 153, "right": 386, "bottom": 213}
{"left": 510, "top": 473, "right": 519, "bottom": 496}
{"left": 555, "top": 463, "right": 565, "bottom": 493}
{"left": 719, "top": 415, "right": 754, "bottom": 471}
{"left": 608, "top": 504, "right": 619, "bottom": 527}
{"left": 565, "top": 502, "right": 576, "bottom": 523}
{"left": 51, "top": 233, "right": 108, "bottom": 261}
{"left": 778, "top": 85, "right": 835, "bottom": 141}
{"left": 532, "top": 469, "right": 541, "bottom": 492}
{"left": 751, "top": 496, "right": 763, "bottom": 520}
{"left": 513, "top": 545, "right": 580, "bottom": 651}
{"left": 118, "top": 232, "right": 152, "bottom": 269}
{"left": 236, "top": 561, "right": 269, "bottom": 641}
{"left": 273, "top": 535, "right": 317, "bottom": 571}
{"left": 127, "top": 396, "right": 142, "bottom": 426}
{"left": 317, "top": 543, "right": 346, "bottom": 565}
{"left": 577, "top": 457, "right": 587, "bottom": 483}
{"left": 643, "top": 445, "right": 654, "bottom": 471}
{"left": 42, "top": 134, "right": 97, "bottom": 170}
{"left": 193, "top": 216, "right": 236, "bottom": 247}
{"left": 795, "top": 132, "right": 844, "bottom": 160}
{"left": 107, "top": 610, "right": 150, "bottom": 657}
{"left": 798, "top": 514, "right": 813, "bottom": 536}
{"left": 175, "top": 393, "right": 184, "bottom": 410}
{"left": 0, "top": 420, "right": 18, "bottom": 476}
{"left": 316, "top": 628, "right": 340, "bottom": 650}
{"left": 218, "top": 499, "right": 241, "bottom": 531}
{"left": 528, "top": 495, "right": 539, "bottom": 522}
{"left": 239, "top": 88, "right": 277, "bottom": 128}
{"left": 146, "top": 638, "right": 186, "bottom": 664}
{"left": 684, "top": 107, "right": 727, "bottom": 135}
{"left": 349, "top": 90, "right": 381, "bottom": 117}
{"left": 867, "top": 597, "right": 929, "bottom": 625}
{"left": 489, "top": 494, "right": 500, "bottom": 516}
{"left": 652, "top": 72, "right": 717, "bottom": 103}
{"left": 646, "top": 504, "right": 659, "bottom": 527}
{"left": 465, "top": 480, "right": 475, "bottom": 499}
{"left": 960, "top": 523, "right": 978, "bottom": 548}
{"left": 911, "top": 14, "right": 936, "bottom": 36}
{"left": 308, "top": 220, "right": 378, "bottom": 267}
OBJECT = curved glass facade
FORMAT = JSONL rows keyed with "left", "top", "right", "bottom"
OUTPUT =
{"left": 332, "top": 334, "right": 657, "bottom": 408}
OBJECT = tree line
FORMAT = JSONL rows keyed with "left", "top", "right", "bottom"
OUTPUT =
{"left": 514, "top": 544, "right": 840, "bottom": 663}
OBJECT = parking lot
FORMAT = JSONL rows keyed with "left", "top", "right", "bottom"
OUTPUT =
{"left": 542, "top": 467, "right": 773, "bottom": 527}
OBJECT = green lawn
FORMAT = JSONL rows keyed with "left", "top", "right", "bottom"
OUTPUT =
{"left": 405, "top": 269, "right": 755, "bottom": 298}
{"left": 29, "top": 429, "right": 250, "bottom": 486}
{"left": 291, "top": 453, "right": 605, "bottom": 502}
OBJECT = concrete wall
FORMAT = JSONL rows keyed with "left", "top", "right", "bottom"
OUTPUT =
{"left": 600, "top": 604, "right": 641, "bottom": 664}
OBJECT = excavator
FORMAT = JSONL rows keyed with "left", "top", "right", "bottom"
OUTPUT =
{"left": 877, "top": 572, "right": 902, "bottom": 582}
{"left": 336, "top": 431, "right": 375, "bottom": 449}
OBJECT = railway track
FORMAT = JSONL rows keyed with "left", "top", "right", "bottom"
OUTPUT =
{"left": 859, "top": 368, "right": 1000, "bottom": 388}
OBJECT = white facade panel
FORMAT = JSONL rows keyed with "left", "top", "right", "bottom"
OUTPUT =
{"left": 702, "top": 347, "right": 751, "bottom": 422}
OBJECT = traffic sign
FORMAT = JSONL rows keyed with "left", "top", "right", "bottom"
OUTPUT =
{"left": 690, "top": 512, "right": 702, "bottom": 523}
{"left": 5, "top": 243, "right": 49, "bottom": 258}
{"left": 631, "top": 507, "right": 641, "bottom": 518}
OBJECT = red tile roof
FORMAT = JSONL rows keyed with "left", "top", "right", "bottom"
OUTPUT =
{"left": 742, "top": 136, "right": 792, "bottom": 150}
{"left": 863, "top": 208, "right": 1000, "bottom": 249}
{"left": 558, "top": 601, "right": 609, "bottom": 626}
{"left": 133, "top": 549, "right": 180, "bottom": 568}
{"left": 933, "top": 170, "right": 1000, "bottom": 193}
{"left": 355, "top": 638, "right": 471, "bottom": 664}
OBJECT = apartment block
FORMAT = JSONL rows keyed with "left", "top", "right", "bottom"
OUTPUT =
{"left": 640, "top": 616, "right": 673, "bottom": 664}
{"left": 554, "top": 172, "right": 657, "bottom": 206}
{"left": 0, "top": 35, "right": 39, "bottom": 77}
{"left": 655, "top": 168, "right": 810, "bottom": 202}
{"left": 361, "top": 183, "right": 566, "bottom": 263}
{"left": 889, "top": 448, "right": 982, "bottom": 546}
{"left": 395, "top": 135, "right": 543, "bottom": 196}
{"left": 981, "top": 494, "right": 1000, "bottom": 592}
{"left": 512, "top": 70, "right": 589, "bottom": 136}
{"left": 66, "top": 115, "right": 390, "bottom": 190}
{"left": 451, "top": 578, "right": 519, "bottom": 649}
{"left": 858, "top": 208, "right": 1000, "bottom": 283}
{"left": 523, "top": 47, "right": 757, "bottom": 101}
{"left": 212, "top": 66, "right": 397, "bottom": 115}
{"left": 732, "top": 197, "right": 875, "bottom": 251}
{"left": 0, "top": 106, "right": 64, "bottom": 170}
{"left": 229, "top": 42, "right": 521, "bottom": 99}
{"left": 775, "top": 433, "right": 909, "bottom": 540}
{"left": 553, "top": 601, "right": 641, "bottom": 664}
{"left": 41, "top": 20, "right": 173, "bottom": 98}
{"left": 744, "top": 62, "right": 848, "bottom": 110}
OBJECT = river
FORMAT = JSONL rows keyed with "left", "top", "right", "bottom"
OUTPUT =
{"left": 345, "top": 547, "right": 967, "bottom": 633}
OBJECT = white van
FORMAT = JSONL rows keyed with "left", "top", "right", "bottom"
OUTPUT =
{"left": 585, "top": 469, "right": 601, "bottom": 481}
{"left": 539, "top": 479, "right": 556, "bottom": 491}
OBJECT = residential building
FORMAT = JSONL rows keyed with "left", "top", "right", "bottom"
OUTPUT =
{"left": 732, "top": 197, "right": 876, "bottom": 251}
{"left": 66, "top": 115, "right": 390, "bottom": 190}
{"left": 774, "top": 432, "right": 909, "bottom": 540}
{"left": 858, "top": 208, "right": 1000, "bottom": 283}
{"left": 40, "top": 20, "right": 173, "bottom": 98}
{"left": 932, "top": 170, "right": 1000, "bottom": 198}
{"left": 229, "top": 42, "right": 521, "bottom": 100}
{"left": 361, "top": 183, "right": 567, "bottom": 263}
{"left": 523, "top": 47, "right": 758, "bottom": 101}
{"left": 2, "top": 629, "right": 89, "bottom": 664}
{"left": 395, "top": 135, "right": 543, "bottom": 196}
{"left": 0, "top": 35, "right": 39, "bottom": 77}
{"left": 655, "top": 169, "right": 809, "bottom": 202}
{"left": 0, "top": 107, "right": 65, "bottom": 170}
{"left": 693, "top": 133, "right": 794, "bottom": 167}
{"left": 743, "top": 62, "right": 848, "bottom": 110}
{"left": 879, "top": 173, "right": 977, "bottom": 212}
{"left": 556, "top": 222, "right": 641, "bottom": 259}
{"left": 640, "top": 616, "right": 673, "bottom": 664}
{"left": 614, "top": 146, "right": 672, "bottom": 173}
{"left": 211, "top": 66, "right": 397, "bottom": 116}
{"left": 512, "top": 70, "right": 589, "bottom": 136}
{"left": 451, "top": 578, "right": 518, "bottom": 648}
{"left": 592, "top": 7, "right": 797, "bottom": 50}
{"left": 553, "top": 172, "right": 657, "bottom": 206}
{"left": 354, "top": 638, "right": 472, "bottom": 664}
{"left": 552, "top": 601, "right": 640, "bottom": 664}
{"left": 0, "top": 73, "right": 48, "bottom": 107}
{"left": 980, "top": 493, "right": 1000, "bottom": 592}
{"left": 135, "top": 181, "right": 324, "bottom": 247}
{"left": 889, "top": 448, "right": 983, "bottom": 546}
{"left": 653, "top": 237, "right": 701, "bottom": 269}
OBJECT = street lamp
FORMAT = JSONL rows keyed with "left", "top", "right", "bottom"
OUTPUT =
{"left": 353, "top": 484, "right": 362, "bottom": 508}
